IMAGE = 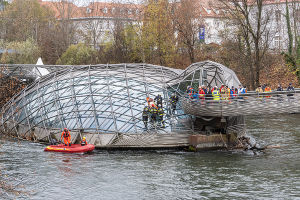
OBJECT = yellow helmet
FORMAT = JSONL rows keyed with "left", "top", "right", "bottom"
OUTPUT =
{"left": 83, "top": 137, "right": 86, "bottom": 140}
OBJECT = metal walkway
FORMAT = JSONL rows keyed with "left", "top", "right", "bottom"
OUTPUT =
{"left": 181, "top": 90, "right": 300, "bottom": 117}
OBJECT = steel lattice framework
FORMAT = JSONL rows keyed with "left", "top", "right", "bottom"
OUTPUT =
{"left": 2, "top": 60, "right": 298, "bottom": 147}
{"left": 0, "top": 63, "right": 193, "bottom": 139}
{"left": 168, "top": 61, "right": 241, "bottom": 92}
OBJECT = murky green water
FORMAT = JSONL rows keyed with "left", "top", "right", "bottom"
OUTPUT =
{"left": 0, "top": 115, "right": 299, "bottom": 199}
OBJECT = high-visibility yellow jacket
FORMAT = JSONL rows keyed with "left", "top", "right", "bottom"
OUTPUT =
{"left": 212, "top": 90, "right": 220, "bottom": 100}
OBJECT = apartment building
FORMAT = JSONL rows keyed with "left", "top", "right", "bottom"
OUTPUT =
{"left": 249, "top": 0, "right": 300, "bottom": 51}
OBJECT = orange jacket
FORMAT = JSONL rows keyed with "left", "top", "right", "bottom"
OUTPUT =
{"left": 81, "top": 138, "right": 87, "bottom": 145}
{"left": 61, "top": 130, "right": 71, "bottom": 140}
{"left": 265, "top": 87, "right": 272, "bottom": 92}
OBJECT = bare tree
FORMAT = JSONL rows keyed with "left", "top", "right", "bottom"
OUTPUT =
{"left": 77, "top": 0, "right": 107, "bottom": 48}
{"left": 51, "top": 0, "right": 80, "bottom": 47}
{"left": 170, "top": 0, "right": 204, "bottom": 64}
{"left": 218, "top": 0, "right": 273, "bottom": 89}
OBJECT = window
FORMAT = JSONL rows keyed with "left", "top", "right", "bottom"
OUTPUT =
{"left": 274, "top": 36, "right": 282, "bottom": 49}
{"left": 275, "top": 10, "right": 281, "bottom": 22}
{"left": 214, "top": 20, "right": 220, "bottom": 28}
{"left": 86, "top": 8, "right": 91, "bottom": 14}
{"left": 102, "top": 7, "right": 108, "bottom": 14}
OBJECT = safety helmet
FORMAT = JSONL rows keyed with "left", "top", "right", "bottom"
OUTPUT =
{"left": 64, "top": 128, "right": 68, "bottom": 131}
{"left": 83, "top": 137, "right": 86, "bottom": 140}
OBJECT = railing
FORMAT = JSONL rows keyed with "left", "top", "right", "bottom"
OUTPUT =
{"left": 182, "top": 89, "right": 300, "bottom": 117}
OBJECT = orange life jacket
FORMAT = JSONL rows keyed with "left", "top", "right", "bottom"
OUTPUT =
{"left": 63, "top": 131, "right": 70, "bottom": 138}
{"left": 81, "top": 139, "right": 87, "bottom": 145}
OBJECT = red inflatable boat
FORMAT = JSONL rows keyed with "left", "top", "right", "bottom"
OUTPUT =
{"left": 44, "top": 144, "right": 95, "bottom": 153}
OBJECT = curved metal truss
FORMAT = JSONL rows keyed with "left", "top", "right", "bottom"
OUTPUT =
{"left": 0, "top": 61, "right": 254, "bottom": 147}
{"left": 168, "top": 60, "right": 241, "bottom": 92}
{"left": 0, "top": 63, "right": 195, "bottom": 142}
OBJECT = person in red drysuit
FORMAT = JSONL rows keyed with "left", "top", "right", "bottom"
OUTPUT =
{"left": 61, "top": 128, "right": 71, "bottom": 146}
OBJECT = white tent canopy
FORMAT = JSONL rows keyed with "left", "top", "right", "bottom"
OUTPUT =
{"left": 32, "top": 57, "right": 50, "bottom": 78}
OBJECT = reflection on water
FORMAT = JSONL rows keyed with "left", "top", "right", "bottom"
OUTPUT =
{"left": 0, "top": 115, "right": 300, "bottom": 199}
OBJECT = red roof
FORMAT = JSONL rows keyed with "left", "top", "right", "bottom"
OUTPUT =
{"left": 39, "top": 0, "right": 142, "bottom": 20}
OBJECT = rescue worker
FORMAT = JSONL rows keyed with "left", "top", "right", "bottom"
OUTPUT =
{"left": 238, "top": 84, "right": 246, "bottom": 100}
{"left": 212, "top": 86, "right": 220, "bottom": 101}
{"left": 61, "top": 128, "right": 71, "bottom": 146}
{"left": 187, "top": 86, "right": 193, "bottom": 94}
{"left": 142, "top": 105, "right": 150, "bottom": 128}
{"left": 148, "top": 98, "right": 157, "bottom": 109}
{"left": 287, "top": 83, "right": 294, "bottom": 93}
{"left": 170, "top": 93, "right": 179, "bottom": 114}
{"left": 277, "top": 84, "right": 283, "bottom": 91}
{"left": 191, "top": 91, "right": 198, "bottom": 100}
{"left": 220, "top": 85, "right": 226, "bottom": 100}
{"left": 206, "top": 87, "right": 212, "bottom": 101}
{"left": 255, "top": 85, "right": 263, "bottom": 93}
{"left": 230, "top": 86, "right": 236, "bottom": 99}
{"left": 264, "top": 85, "right": 272, "bottom": 92}
{"left": 276, "top": 84, "right": 283, "bottom": 102}
{"left": 264, "top": 84, "right": 272, "bottom": 98}
{"left": 154, "top": 94, "right": 163, "bottom": 108}
{"left": 199, "top": 86, "right": 205, "bottom": 100}
{"left": 287, "top": 83, "right": 295, "bottom": 102}
{"left": 238, "top": 84, "right": 246, "bottom": 94}
{"left": 149, "top": 105, "right": 158, "bottom": 123}
{"left": 157, "top": 105, "right": 165, "bottom": 127}
{"left": 226, "top": 86, "right": 231, "bottom": 100}
{"left": 81, "top": 137, "right": 87, "bottom": 146}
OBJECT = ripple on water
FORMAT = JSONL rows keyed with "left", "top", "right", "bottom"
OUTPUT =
{"left": 0, "top": 115, "right": 300, "bottom": 199}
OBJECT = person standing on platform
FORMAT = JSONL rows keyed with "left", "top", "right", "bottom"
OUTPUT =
{"left": 277, "top": 84, "right": 283, "bottom": 91}
{"left": 264, "top": 84, "right": 272, "bottom": 98}
{"left": 230, "top": 86, "right": 236, "bottom": 99}
{"left": 287, "top": 83, "right": 295, "bottom": 102}
{"left": 256, "top": 85, "right": 263, "bottom": 93}
{"left": 212, "top": 86, "right": 220, "bottom": 101}
{"left": 149, "top": 105, "right": 158, "bottom": 123}
{"left": 220, "top": 85, "right": 226, "bottom": 100}
{"left": 170, "top": 93, "right": 179, "bottom": 114}
{"left": 199, "top": 85, "right": 206, "bottom": 103}
{"left": 61, "top": 128, "right": 71, "bottom": 146}
{"left": 238, "top": 85, "right": 246, "bottom": 94}
{"left": 154, "top": 94, "right": 163, "bottom": 108}
{"left": 142, "top": 105, "right": 150, "bottom": 128}
{"left": 157, "top": 106, "right": 165, "bottom": 127}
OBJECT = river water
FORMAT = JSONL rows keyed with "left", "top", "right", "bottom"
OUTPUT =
{"left": 0, "top": 115, "right": 299, "bottom": 199}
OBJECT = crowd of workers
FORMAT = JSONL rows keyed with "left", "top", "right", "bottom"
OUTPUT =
{"left": 142, "top": 93, "right": 179, "bottom": 129}
{"left": 187, "top": 82, "right": 295, "bottom": 101}
{"left": 187, "top": 84, "right": 246, "bottom": 101}
{"left": 255, "top": 83, "right": 295, "bottom": 94}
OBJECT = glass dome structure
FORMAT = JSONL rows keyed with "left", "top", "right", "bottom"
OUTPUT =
{"left": 0, "top": 61, "right": 244, "bottom": 146}
{"left": 1, "top": 64, "right": 191, "bottom": 139}
{"left": 169, "top": 61, "right": 241, "bottom": 91}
